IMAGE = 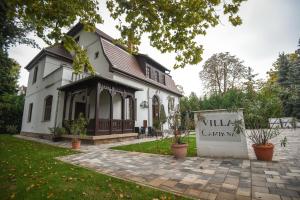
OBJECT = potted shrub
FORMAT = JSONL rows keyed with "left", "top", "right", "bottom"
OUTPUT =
{"left": 246, "top": 99, "right": 287, "bottom": 161}
{"left": 49, "top": 126, "right": 66, "bottom": 142}
{"left": 168, "top": 108, "right": 188, "bottom": 159}
{"left": 68, "top": 113, "right": 88, "bottom": 149}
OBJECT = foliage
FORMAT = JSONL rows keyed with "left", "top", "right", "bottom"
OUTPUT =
{"left": 159, "top": 104, "right": 167, "bottom": 125}
{"left": 247, "top": 128, "right": 281, "bottom": 145}
{"left": 112, "top": 134, "right": 197, "bottom": 157}
{"left": 5, "top": 125, "right": 18, "bottom": 134}
{"left": 268, "top": 39, "right": 300, "bottom": 119}
{"left": 0, "top": 51, "right": 20, "bottom": 96}
{"left": 49, "top": 126, "right": 66, "bottom": 137}
{"left": 180, "top": 83, "right": 283, "bottom": 129}
{"left": 107, "top": 0, "right": 245, "bottom": 68}
{"left": 0, "top": 94, "right": 25, "bottom": 134}
{"left": 3, "top": 0, "right": 245, "bottom": 72}
{"left": 0, "top": 50, "right": 24, "bottom": 134}
{"left": 199, "top": 52, "right": 248, "bottom": 94}
{"left": 69, "top": 113, "right": 88, "bottom": 137}
{"left": 2, "top": 0, "right": 102, "bottom": 74}
{"left": 0, "top": 135, "right": 187, "bottom": 200}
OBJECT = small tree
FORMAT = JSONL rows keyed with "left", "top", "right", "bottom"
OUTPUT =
{"left": 159, "top": 105, "right": 167, "bottom": 130}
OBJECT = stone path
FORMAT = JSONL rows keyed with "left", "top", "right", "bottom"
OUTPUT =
{"left": 17, "top": 129, "right": 300, "bottom": 200}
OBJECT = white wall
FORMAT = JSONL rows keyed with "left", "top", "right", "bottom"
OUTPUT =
{"left": 74, "top": 30, "right": 112, "bottom": 78}
{"left": 22, "top": 56, "right": 69, "bottom": 134}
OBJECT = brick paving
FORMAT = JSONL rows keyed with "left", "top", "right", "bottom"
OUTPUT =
{"left": 17, "top": 129, "right": 300, "bottom": 200}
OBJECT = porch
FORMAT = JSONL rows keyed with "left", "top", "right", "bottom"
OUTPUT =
{"left": 59, "top": 75, "right": 141, "bottom": 136}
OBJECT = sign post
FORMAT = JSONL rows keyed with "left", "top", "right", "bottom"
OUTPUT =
{"left": 194, "top": 109, "right": 248, "bottom": 159}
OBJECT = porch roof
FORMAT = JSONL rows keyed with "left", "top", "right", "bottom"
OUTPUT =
{"left": 58, "top": 74, "right": 143, "bottom": 92}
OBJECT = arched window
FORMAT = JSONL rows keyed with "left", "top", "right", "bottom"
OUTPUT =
{"left": 44, "top": 95, "right": 53, "bottom": 121}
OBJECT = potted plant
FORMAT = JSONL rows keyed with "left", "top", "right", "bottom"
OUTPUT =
{"left": 68, "top": 113, "right": 88, "bottom": 149}
{"left": 168, "top": 108, "right": 188, "bottom": 159}
{"left": 246, "top": 99, "right": 287, "bottom": 161}
{"left": 49, "top": 126, "right": 66, "bottom": 142}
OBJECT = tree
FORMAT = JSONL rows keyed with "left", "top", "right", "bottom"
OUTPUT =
{"left": 199, "top": 52, "right": 248, "bottom": 95}
{"left": 0, "top": 52, "right": 20, "bottom": 95}
{"left": 2, "top": 0, "right": 245, "bottom": 72}
{"left": 289, "top": 39, "right": 300, "bottom": 118}
{"left": 0, "top": 53, "right": 24, "bottom": 133}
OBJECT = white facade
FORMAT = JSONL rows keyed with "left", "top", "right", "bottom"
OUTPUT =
{"left": 21, "top": 28, "right": 181, "bottom": 135}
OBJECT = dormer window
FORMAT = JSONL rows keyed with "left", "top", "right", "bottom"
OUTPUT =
{"left": 75, "top": 36, "right": 80, "bottom": 43}
{"left": 155, "top": 71, "right": 159, "bottom": 82}
{"left": 32, "top": 66, "right": 38, "bottom": 84}
{"left": 146, "top": 66, "right": 150, "bottom": 78}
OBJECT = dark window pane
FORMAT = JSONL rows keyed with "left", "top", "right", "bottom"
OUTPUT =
{"left": 44, "top": 96, "right": 53, "bottom": 121}
{"left": 32, "top": 67, "right": 38, "bottom": 84}
{"left": 28, "top": 103, "right": 33, "bottom": 122}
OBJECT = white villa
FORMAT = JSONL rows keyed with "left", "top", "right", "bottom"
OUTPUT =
{"left": 21, "top": 23, "right": 182, "bottom": 143}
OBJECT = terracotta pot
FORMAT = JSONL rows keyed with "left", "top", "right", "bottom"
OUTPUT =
{"left": 171, "top": 143, "right": 188, "bottom": 159}
{"left": 252, "top": 143, "right": 274, "bottom": 161}
{"left": 71, "top": 138, "right": 81, "bottom": 149}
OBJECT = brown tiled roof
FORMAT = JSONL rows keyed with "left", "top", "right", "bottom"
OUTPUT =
{"left": 25, "top": 44, "right": 72, "bottom": 70}
{"left": 45, "top": 44, "right": 72, "bottom": 60}
{"left": 100, "top": 38, "right": 182, "bottom": 96}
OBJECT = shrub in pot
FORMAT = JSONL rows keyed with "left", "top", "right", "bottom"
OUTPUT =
{"left": 68, "top": 113, "right": 88, "bottom": 149}
{"left": 168, "top": 108, "right": 188, "bottom": 159}
{"left": 49, "top": 126, "right": 66, "bottom": 142}
{"left": 246, "top": 99, "right": 287, "bottom": 161}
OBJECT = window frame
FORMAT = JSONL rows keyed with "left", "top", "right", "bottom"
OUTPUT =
{"left": 43, "top": 95, "right": 53, "bottom": 121}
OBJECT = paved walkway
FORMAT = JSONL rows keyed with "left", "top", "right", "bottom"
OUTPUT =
{"left": 17, "top": 129, "right": 300, "bottom": 200}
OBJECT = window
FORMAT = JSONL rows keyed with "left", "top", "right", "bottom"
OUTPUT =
{"left": 146, "top": 66, "right": 150, "bottom": 78}
{"left": 162, "top": 74, "right": 166, "bottom": 85}
{"left": 168, "top": 97, "right": 175, "bottom": 113}
{"left": 94, "top": 51, "right": 99, "bottom": 59}
{"left": 27, "top": 103, "right": 33, "bottom": 122}
{"left": 155, "top": 71, "right": 159, "bottom": 82}
{"left": 32, "top": 67, "right": 38, "bottom": 84}
{"left": 43, "top": 96, "right": 53, "bottom": 121}
{"left": 75, "top": 36, "right": 80, "bottom": 43}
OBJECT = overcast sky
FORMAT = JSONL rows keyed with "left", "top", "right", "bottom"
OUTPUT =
{"left": 8, "top": 0, "right": 300, "bottom": 96}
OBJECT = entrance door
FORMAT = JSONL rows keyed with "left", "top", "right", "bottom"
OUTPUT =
{"left": 74, "top": 102, "right": 86, "bottom": 119}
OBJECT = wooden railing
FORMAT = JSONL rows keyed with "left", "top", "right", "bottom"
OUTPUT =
{"left": 71, "top": 72, "right": 90, "bottom": 82}
{"left": 93, "top": 118, "right": 134, "bottom": 135}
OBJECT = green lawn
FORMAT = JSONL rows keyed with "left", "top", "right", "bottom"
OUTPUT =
{"left": 0, "top": 135, "right": 189, "bottom": 200}
{"left": 111, "top": 135, "right": 197, "bottom": 157}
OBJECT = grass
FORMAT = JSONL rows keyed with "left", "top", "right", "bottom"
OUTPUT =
{"left": 111, "top": 134, "right": 197, "bottom": 157}
{"left": 0, "top": 134, "right": 190, "bottom": 200}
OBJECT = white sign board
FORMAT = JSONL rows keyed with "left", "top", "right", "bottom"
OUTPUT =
{"left": 194, "top": 109, "right": 249, "bottom": 159}
{"left": 269, "top": 117, "right": 297, "bottom": 128}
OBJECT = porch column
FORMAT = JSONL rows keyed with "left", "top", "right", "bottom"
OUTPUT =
{"left": 109, "top": 92, "right": 113, "bottom": 134}
{"left": 68, "top": 93, "right": 74, "bottom": 120}
{"left": 95, "top": 83, "right": 100, "bottom": 134}
{"left": 121, "top": 96, "right": 125, "bottom": 133}
{"left": 62, "top": 91, "right": 68, "bottom": 123}
{"left": 85, "top": 88, "right": 88, "bottom": 118}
